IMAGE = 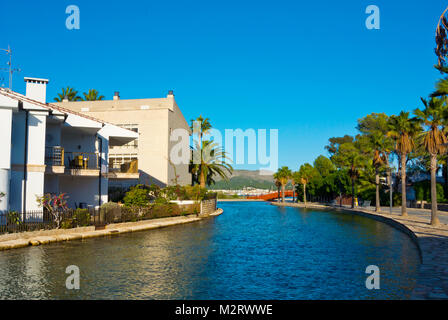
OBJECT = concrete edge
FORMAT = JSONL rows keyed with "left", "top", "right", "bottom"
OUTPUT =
{"left": 0, "top": 208, "right": 224, "bottom": 252}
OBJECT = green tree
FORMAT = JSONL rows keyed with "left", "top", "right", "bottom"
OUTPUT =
{"left": 313, "top": 155, "right": 335, "bottom": 177}
{"left": 327, "top": 136, "right": 367, "bottom": 208}
{"left": 273, "top": 166, "right": 292, "bottom": 203}
{"left": 190, "top": 140, "right": 233, "bottom": 188}
{"left": 54, "top": 87, "right": 82, "bottom": 102}
{"left": 357, "top": 113, "right": 394, "bottom": 213}
{"left": 387, "top": 111, "right": 421, "bottom": 217}
{"left": 414, "top": 97, "right": 448, "bottom": 225}
{"left": 83, "top": 89, "right": 105, "bottom": 101}
{"left": 123, "top": 185, "right": 150, "bottom": 207}
{"left": 290, "top": 171, "right": 300, "bottom": 203}
{"left": 190, "top": 115, "right": 212, "bottom": 142}
{"left": 298, "top": 163, "right": 318, "bottom": 207}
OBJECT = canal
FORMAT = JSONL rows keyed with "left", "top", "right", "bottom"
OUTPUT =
{"left": 0, "top": 201, "right": 420, "bottom": 299}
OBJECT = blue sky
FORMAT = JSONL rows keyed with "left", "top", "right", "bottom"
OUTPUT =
{"left": 0, "top": 0, "right": 446, "bottom": 172}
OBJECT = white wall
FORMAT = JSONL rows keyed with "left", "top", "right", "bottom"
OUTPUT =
{"left": 9, "top": 170, "right": 23, "bottom": 212}
{"left": 27, "top": 111, "right": 47, "bottom": 165}
{"left": 61, "top": 130, "right": 97, "bottom": 153}
{"left": 59, "top": 176, "right": 101, "bottom": 208}
{"left": 25, "top": 172, "right": 45, "bottom": 211}
{"left": 9, "top": 110, "right": 48, "bottom": 211}
{"left": 0, "top": 108, "right": 13, "bottom": 212}
{"left": 45, "top": 122, "right": 62, "bottom": 147}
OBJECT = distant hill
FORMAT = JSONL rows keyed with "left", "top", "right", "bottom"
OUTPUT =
{"left": 209, "top": 170, "right": 275, "bottom": 190}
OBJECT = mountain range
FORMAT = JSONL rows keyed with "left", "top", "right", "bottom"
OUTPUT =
{"left": 209, "top": 170, "right": 276, "bottom": 190}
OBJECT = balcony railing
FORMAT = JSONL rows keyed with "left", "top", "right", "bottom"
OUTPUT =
{"left": 45, "top": 146, "right": 64, "bottom": 166}
{"left": 109, "top": 159, "right": 138, "bottom": 174}
{"left": 65, "top": 152, "right": 99, "bottom": 170}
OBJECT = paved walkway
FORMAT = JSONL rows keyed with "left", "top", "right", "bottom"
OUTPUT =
{"left": 0, "top": 209, "right": 223, "bottom": 251}
{"left": 273, "top": 201, "right": 448, "bottom": 300}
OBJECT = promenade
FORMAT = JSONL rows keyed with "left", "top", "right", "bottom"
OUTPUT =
{"left": 0, "top": 209, "right": 223, "bottom": 251}
{"left": 272, "top": 201, "right": 448, "bottom": 300}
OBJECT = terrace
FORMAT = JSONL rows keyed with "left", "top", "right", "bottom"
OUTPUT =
{"left": 45, "top": 146, "right": 100, "bottom": 176}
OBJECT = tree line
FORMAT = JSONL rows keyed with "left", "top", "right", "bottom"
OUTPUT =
{"left": 274, "top": 10, "right": 448, "bottom": 226}
{"left": 54, "top": 87, "right": 105, "bottom": 101}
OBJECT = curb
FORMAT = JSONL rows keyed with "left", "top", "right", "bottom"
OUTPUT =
{"left": 0, "top": 209, "right": 223, "bottom": 251}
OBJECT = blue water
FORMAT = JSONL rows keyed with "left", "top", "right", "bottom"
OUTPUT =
{"left": 0, "top": 201, "right": 420, "bottom": 299}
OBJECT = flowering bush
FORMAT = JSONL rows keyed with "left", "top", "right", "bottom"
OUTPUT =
{"left": 36, "top": 193, "right": 69, "bottom": 228}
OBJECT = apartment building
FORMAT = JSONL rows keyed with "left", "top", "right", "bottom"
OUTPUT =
{"left": 55, "top": 90, "right": 191, "bottom": 187}
{"left": 0, "top": 77, "right": 138, "bottom": 213}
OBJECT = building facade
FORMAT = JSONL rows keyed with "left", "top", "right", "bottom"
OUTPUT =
{"left": 55, "top": 91, "right": 191, "bottom": 187}
{"left": 0, "top": 77, "right": 138, "bottom": 213}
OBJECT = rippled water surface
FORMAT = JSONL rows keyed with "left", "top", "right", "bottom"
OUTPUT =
{"left": 0, "top": 202, "right": 420, "bottom": 299}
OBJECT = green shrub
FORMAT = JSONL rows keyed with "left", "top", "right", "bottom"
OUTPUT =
{"left": 101, "top": 202, "right": 121, "bottom": 224}
{"left": 119, "top": 206, "right": 140, "bottom": 222}
{"left": 392, "top": 192, "right": 402, "bottom": 206}
{"left": 7, "top": 211, "right": 21, "bottom": 225}
{"left": 414, "top": 180, "right": 444, "bottom": 203}
{"left": 72, "top": 208, "right": 91, "bottom": 227}
{"left": 61, "top": 219, "right": 74, "bottom": 229}
{"left": 149, "top": 203, "right": 181, "bottom": 218}
{"left": 123, "top": 185, "right": 150, "bottom": 207}
{"left": 183, "top": 185, "right": 207, "bottom": 201}
{"left": 148, "top": 184, "right": 161, "bottom": 201}
{"left": 161, "top": 185, "right": 182, "bottom": 201}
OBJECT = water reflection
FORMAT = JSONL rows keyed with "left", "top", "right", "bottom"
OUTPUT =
{"left": 0, "top": 202, "right": 420, "bottom": 299}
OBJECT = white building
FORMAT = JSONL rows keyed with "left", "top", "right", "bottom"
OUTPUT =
{"left": 55, "top": 90, "right": 191, "bottom": 187}
{"left": 0, "top": 77, "right": 138, "bottom": 213}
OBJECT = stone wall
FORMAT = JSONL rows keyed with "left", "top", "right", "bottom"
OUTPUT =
{"left": 200, "top": 199, "right": 217, "bottom": 215}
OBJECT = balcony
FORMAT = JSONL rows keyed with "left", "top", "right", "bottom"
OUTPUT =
{"left": 107, "top": 159, "right": 139, "bottom": 179}
{"left": 45, "top": 146, "right": 65, "bottom": 174}
{"left": 45, "top": 147, "right": 100, "bottom": 176}
{"left": 65, "top": 152, "right": 100, "bottom": 176}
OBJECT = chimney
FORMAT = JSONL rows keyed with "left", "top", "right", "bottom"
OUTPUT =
{"left": 24, "top": 77, "right": 49, "bottom": 103}
{"left": 63, "top": 95, "right": 69, "bottom": 102}
{"left": 167, "top": 90, "right": 175, "bottom": 109}
{"left": 113, "top": 91, "right": 120, "bottom": 100}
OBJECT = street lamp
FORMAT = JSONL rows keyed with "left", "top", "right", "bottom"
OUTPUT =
{"left": 381, "top": 176, "right": 393, "bottom": 214}
{"left": 389, "top": 178, "right": 393, "bottom": 214}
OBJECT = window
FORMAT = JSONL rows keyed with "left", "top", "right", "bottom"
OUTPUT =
{"left": 108, "top": 154, "right": 138, "bottom": 170}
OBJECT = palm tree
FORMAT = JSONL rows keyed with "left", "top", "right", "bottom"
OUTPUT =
{"left": 387, "top": 111, "right": 421, "bottom": 217}
{"left": 358, "top": 132, "right": 387, "bottom": 212}
{"left": 191, "top": 115, "right": 212, "bottom": 142}
{"left": 414, "top": 97, "right": 448, "bottom": 226}
{"left": 83, "top": 89, "right": 105, "bottom": 101}
{"left": 273, "top": 166, "right": 291, "bottom": 203}
{"left": 274, "top": 179, "right": 281, "bottom": 201}
{"left": 298, "top": 164, "right": 316, "bottom": 207}
{"left": 371, "top": 134, "right": 387, "bottom": 213}
{"left": 190, "top": 140, "right": 233, "bottom": 188}
{"left": 54, "top": 87, "right": 82, "bottom": 102}
{"left": 357, "top": 113, "right": 393, "bottom": 213}
{"left": 330, "top": 139, "right": 366, "bottom": 209}
{"left": 291, "top": 171, "right": 300, "bottom": 203}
